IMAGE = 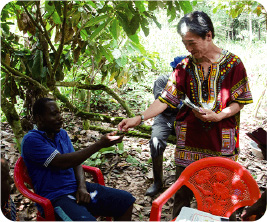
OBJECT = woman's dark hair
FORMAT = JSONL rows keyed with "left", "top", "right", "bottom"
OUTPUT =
{"left": 32, "top": 98, "right": 54, "bottom": 117}
{"left": 177, "top": 11, "right": 215, "bottom": 39}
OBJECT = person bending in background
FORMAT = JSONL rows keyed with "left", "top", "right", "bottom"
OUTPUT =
{"left": 146, "top": 56, "right": 186, "bottom": 196}
{"left": 21, "top": 98, "right": 135, "bottom": 221}
{"left": 118, "top": 11, "right": 253, "bottom": 218}
{"left": 1, "top": 157, "right": 17, "bottom": 221}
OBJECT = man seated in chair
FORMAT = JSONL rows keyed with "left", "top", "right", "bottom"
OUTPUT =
{"left": 21, "top": 98, "right": 135, "bottom": 221}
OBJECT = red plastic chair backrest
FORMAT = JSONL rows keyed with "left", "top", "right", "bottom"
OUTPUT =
{"left": 149, "top": 157, "right": 261, "bottom": 221}
{"left": 179, "top": 157, "right": 261, "bottom": 217}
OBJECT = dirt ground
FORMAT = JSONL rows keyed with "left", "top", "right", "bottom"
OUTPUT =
{"left": 1, "top": 106, "right": 266, "bottom": 221}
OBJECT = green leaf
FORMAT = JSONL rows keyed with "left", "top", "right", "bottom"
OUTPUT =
{"left": 129, "top": 33, "right": 139, "bottom": 44}
{"left": 130, "top": 41, "right": 146, "bottom": 54}
{"left": 117, "top": 142, "right": 124, "bottom": 151}
{"left": 116, "top": 55, "right": 127, "bottom": 67}
{"left": 41, "top": 66, "right": 48, "bottom": 83}
{"left": 126, "top": 155, "right": 139, "bottom": 165}
{"left": 134, "top": 1, "right": 146, "bottom": 13}
{"left": 87, "top": 0, "right": 96, "bottom": 9}
{"left": 151, "top": 15, "right": 161, "bottom": 29}
{"left": 91, "top": 152, "right": 99, "bottom": 159}
{"left": 84, "top": 14, "right": 109, "bottom": 27}
{"left": 179, "top": 1, "right": 193, "bottom": 14}
{"left": 31, "top": 49, "right": 43, "bottom": 82}
{"left": 44, "top": 1, "right": 62, "bottom": 24}
{"left": 148, "top": 1, "right": 158, "bottom": 11}
{"left": 129, "top": 14, "right": 141, "bottom": 35}
{"left": 213, "top": 7, "right": 218, "bottom": 14}
{"left": 99, "top": 146, "right": 116, "bottom": 153}
{"left": 54, "top": 1, "right": 62, "bottom": 17}
{"left": 95, "top": 159, "right": 102, "bottom": 166}
{"left": 99, "top": 45, "right": 113, "bottom": 63}
{"left": 110, "top": 19, "right": 120, "bottom": 40}
{"left": 90, "top": 17, "right": 112, "bottom": 41}
{"left": 167, "top": 2, "right": 176, "bottom": 23}
{"left": 116, "top": 11, "right": 131, "bottom": 36}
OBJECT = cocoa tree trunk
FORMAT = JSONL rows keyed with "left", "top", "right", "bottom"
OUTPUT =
{"left": 1, "top": 94, "right": 24, "bottom": 152}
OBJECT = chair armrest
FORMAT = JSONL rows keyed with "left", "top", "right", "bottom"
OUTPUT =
{"left": 149, "top": 178, "right": 185, "bottom": 221}
{"left": 82, "top": 165, "right": 105, "bottom": 186}
{"left": 14, "top": 169, "right": 55, "bottom": 220}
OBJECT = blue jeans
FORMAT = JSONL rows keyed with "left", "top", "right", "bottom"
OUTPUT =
{"left": 51, "top": 182, "right": 135, "bottom": 221}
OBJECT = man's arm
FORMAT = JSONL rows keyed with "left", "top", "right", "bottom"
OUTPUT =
{"left": 50, "top": 132, "right": 123, "bottom": 169}
{"left": 73, "top": 164, "right": 91, "bottom": 204}
{"left": 118, "top": 99, "right": 168, "bottom": 132}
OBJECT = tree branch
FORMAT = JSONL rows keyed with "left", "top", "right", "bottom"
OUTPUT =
{"left": 1, "top": 61, "right": 49, "bottom": 94}
{"left": 55, "top": 81, "right": 135, "bottom": 117}
{"left": 51, "top": 2, "right": 67, "bottom": 78}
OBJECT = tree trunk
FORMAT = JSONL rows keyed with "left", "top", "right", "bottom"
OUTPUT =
{"left": 248, "top": 12, "right": 253, "bottom": 43}
{"left": 83, "top": 90, "right": 91, "bottom": 130}
{"left": 1, "top": 94, "right": 24, "bottom": 152}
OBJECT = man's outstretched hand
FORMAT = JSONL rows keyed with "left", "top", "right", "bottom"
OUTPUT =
{"left": 97, "top": 131, "right": 124, "bottom": 148}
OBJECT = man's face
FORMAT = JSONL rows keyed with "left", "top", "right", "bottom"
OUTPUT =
{"left": 181, "top": 31, "right": 210, "bottom": 60}
{"left": 38, "top": 101, "right": 63, "bottom": 134}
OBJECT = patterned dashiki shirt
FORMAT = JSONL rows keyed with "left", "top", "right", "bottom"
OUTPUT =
{"left": 159, "top": 50, "right": 253, "bottom": 167}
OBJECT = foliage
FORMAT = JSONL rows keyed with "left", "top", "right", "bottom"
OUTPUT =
{"left": 210, "top": 0, "right": 265, "bottom": 18}
{"left": 84, "top": 142, "right": 125, "bottom": 167}
{"left": 1, "top": 0, "right": 192, "bottom": 102}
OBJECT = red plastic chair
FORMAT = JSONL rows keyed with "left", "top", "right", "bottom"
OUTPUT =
{"left": 14, "top": 156, "right": 106, "bottom": 221}
{"left": 150, "top": 157, "right": 261, "bottom": 221}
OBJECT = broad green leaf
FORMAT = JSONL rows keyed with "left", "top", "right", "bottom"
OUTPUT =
{"left": 148, "top": 1, "right": 158, "bottom": 11}
{"left": 45, "top": 1, "right": 54, "bottom": 14}
{"left": 116, "top": 11, "right": 131, "bottom": 36}
{"left": 80, "top": 29, "right": 88, "bottom": 40}
{"left": 134, "top": 1, "right": 146, "bottom": 13}
{"left": 52, "top": 11, "right": 62, "bottom": 24}
{"left": 54, "top": 1, "right": 62, "bottom": 17}
{"left": 117, "top": 142, "right": 124, "bottom": 151}
{"left": 116, "top": 55, "right": 127, "bottom": 67}
{"left": 84, "top": 14, "right": 109, "bottom": 27}
{"left": 99, "top": 45, "right": 113, "bottom": 63}
{"left": 41, "top": 66, "right": 48, "bottom": 83}
{"left": 110, "top": 19, "right": 120, "bottom": 40}
{"left": 32, "top": 49, "right": 43, "bottom": 82}
{"left": 126, "top": 155, "right": 139, "bottom": 164}
{"left": 213, "top": 7, "right": 218, "bottom": 14}
{"left": 129, "top": 33, "right": 139, "bottom": 44}
{"left": 87, "top": 0, "right": 96, "bottom": 9}
{"left": 99, "top": 146, "right": 116, "bottom": 153}
{"left": 167, "top": 2, "right": 176, "bottom": 22}
{"left": 44, "top": 1, "right": 62, "bottom": 24}
{"left": 179, "top": 1, "right": 193, "bottom": 14}
{"left": 151, "top": 15, "right": 161, "bottom": 29}
{"left": 90, "top": 17, "right": 112, "bottom": 40}
{"left": 130, "top": 41, "right": 146, "bottom": 54}
{"left": 129, "top": 14, "right": 141, "bottom": 35}
{"left": 95, "top": 159, "right": 102, "bottom": 166}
